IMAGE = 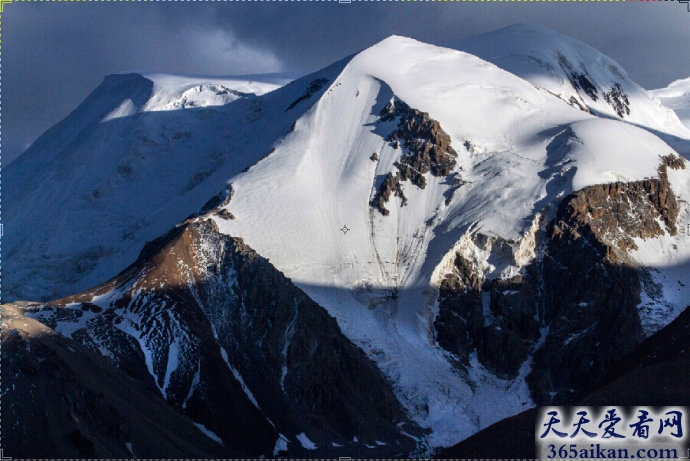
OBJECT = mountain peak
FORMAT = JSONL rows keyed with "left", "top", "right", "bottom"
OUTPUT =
{"left": 450, "top": 23, "right": 690, "bottom": 140}
{"left": 6, "top": 26, "right": 690, "bottom": 458}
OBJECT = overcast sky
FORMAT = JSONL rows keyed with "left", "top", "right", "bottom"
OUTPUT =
{"left": 4, "top": 2, "right": 690, "bottom": 164}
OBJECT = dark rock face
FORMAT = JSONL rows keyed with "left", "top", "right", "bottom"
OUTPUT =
{"left": 434, "top": 245, "right": 540, "bottom": 381}
{"left": 571, "top": 72, "right": 599, "bottom": 101}
{"left": 437, "top": 305, "right": 690, "bottom": 460}
{"left": 479, "top": 275, "right": 540, "bottom": 380}
{"left": 372, "top": 172, "right": 408, "bottom": 216}
{"left": 0, "top": 305, "right": 228, "bottom": 459}
{"left": 435, "top": 254, "right": 484, "bottom": 368}
{"left": 528, "top": 203, "right": 643, "bottom": 404}
{"left": 557, "top": 53, "right": 633, "bottom": 118}
{"left": 434, "top": 155, "right": 684, "bottom": 403}
{"left": 567, "top": 96, "right": 590, "bottom": 113}
{"left": 530, "top": 158, "right": 682, "bottom": 402}
{"left": 180, "top": 220, "right": 420, "bottom": 454}
{"left": 372, "top": 98, "right": 458, "bottom": 215}
{"left": 199, "top": 183, "right": 234, "bottom": 215}
{"left": 559, "top": 54, "right": 599, "bottom": 102}
{"left": 6, "top": 219, "right": 420, "bottom": 458}
{"left": 603, "top": 83, "right": 630, "bottom": 118}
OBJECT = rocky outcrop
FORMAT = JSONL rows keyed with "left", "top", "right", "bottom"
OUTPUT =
{"left": 0, "top": 304, "right": 228, "bottom": 459}
{"left": 567, "top": 95, "right": 590, "bottom": 113}
{"left": 560, "top": 156, "right": 682, "bottom": 255}
{"left": 603, "top": 83, "right": 630, "bottom": 118}
{"left": 559, "top": 54, "right": 599, "bottom": 102}
{"left": 437, "top": 305, "right": 690, "bottom": 460}
{"left": 372, "top": 172, "right": 408, "bottom": 216}
{"left": 558, "top": 53, "right": 632, "bottom": 118}
{"left": 180, "top": 220, "right": 420, "bottom": 454}
{"left": 372, "top": 98, "right": 458, "bottom": 215}
{"left": 528, "top": 196, "right": 643, "bottom": 404}
{"left": 435, "top": 254, "right": 484, "bottom": 368}
{"left": 6, "top": 218, "right": 421, "bottom": 458}
{"left": 434, "top": 239, "right": 540, "bottom": 380}
{"left": 530, "top": 156, "right": 681, "bottom": 402}
{"left": 434, "top": 154, "right": 685, "bottom": 402}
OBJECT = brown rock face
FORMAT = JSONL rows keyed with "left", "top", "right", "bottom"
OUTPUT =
{"left": 5, "top": 219, "right": 422, "bottom": 458}
{"left": 372, "top": 98, "right": 458, "bottom": 215}
{"left": 371, "top": 172, "right": 409, "bottom": 216}
{"left": 434, "top": 154, "right": 685, "bottom": 402}
{"left": 558, "top": 158, "right": 681, "bottom": 256}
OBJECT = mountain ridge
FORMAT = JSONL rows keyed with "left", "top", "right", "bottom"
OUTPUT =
{"left": 4, "top": 26, "right": 690, "bottom": 457}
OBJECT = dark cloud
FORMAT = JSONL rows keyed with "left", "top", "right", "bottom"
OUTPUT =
{"left": 4, "top": 2, "right": 690, "bottom": 165}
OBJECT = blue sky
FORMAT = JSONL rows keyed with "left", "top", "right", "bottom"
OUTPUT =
{"left": 4, "top": 2, "right": 690, "bottom": 164}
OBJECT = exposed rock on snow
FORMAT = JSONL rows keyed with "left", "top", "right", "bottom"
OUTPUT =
{"left": 372, "top": 97, "right": 458, "bottom": 215}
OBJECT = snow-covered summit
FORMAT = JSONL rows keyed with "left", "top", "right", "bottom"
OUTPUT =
{"left": 139, "top": 72, "right": 292, "bottom": 112}
{"left": 451, "top": 24, "right": 690, "bottom": 142}
{"left": 209, "top": 33, "right": 690, "bottom": 446}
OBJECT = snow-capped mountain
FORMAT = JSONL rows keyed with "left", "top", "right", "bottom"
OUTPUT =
{"left": 5, "top": 70, "right": 310, "bottom": 301}
{"left": 650, "top": 76, "right": 690, "bottom": 130}
{"left": 4, "top": 25, "right": 690, "bottom": 458}
{"left": 450, "top": 24, "right": 690, "bottom": 143}
{"left": 10, "top": 219, "right": 422, "bottom": 457}
{"left": 204, "top": 33, "right": 690, "bottom": 445}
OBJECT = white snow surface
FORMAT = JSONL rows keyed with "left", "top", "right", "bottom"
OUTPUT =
{"left": 295, "top": 432, "right": 318, "bottom": 450}
{"left": 211, "top": 35, "right": 687, "bottom": 447}
{"left": 143, "top": 72, "right": 292, "bottom": 91}
{"left": 141, "top": 73, "right": 291, "bottom": 112}
{"left": 273, "top": 434, "right": 290, "bottom": 456}
{"left": 566, "top": 119, "right": 666, "bottom": 191}
{"left": 629, "top": 165, "right": 690, "bottom": 335}
{"left": 452, "top": 24, "right": 690, "bottom": 142}
{"left": 650, "top": 77, "right": 690, "bottom": 130}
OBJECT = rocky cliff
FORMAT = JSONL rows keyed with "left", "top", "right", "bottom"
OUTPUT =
{"left": 434, "top": 155, "right": 686, "bottom": 404}
{"left": 3, "top": 219, "right": 422, "bottom": 458}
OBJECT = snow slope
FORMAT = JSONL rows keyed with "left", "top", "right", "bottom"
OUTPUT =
{"left": 210, "top": 35, "right": 690, "bottom": 446}
{"left": 630, "top": 164, "right": 690, "bottom": 335}
{"left": 649, "top": 76, "right": 690, "bottom": 130}
{"left": 451, "top": 24, "right": 690, "bottom": 145}
{"left": 4, "top": 67, "right": 337, "bottom": 301}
